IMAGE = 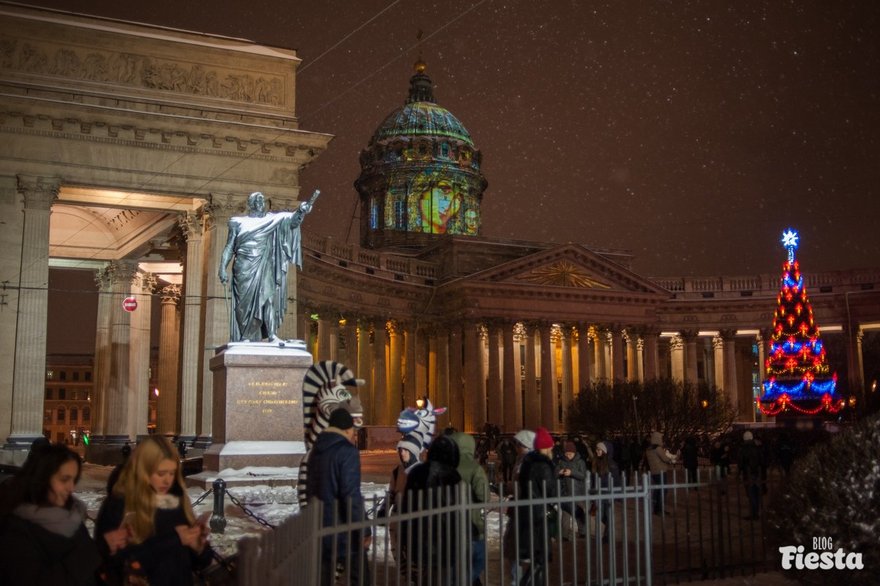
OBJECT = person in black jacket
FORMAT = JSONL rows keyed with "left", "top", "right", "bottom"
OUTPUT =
{"left": 516, "top": 427, "right": 557, "bottom": 586}
{"left": 401, "top": 433, "right": 462, "bottom": 585}
{"left": 305, "top": 407, "right": 371, "bottom": 586}
{"left": 0, "top": 442, "right": 101, "bottom": 585}
{"left": 94, "top": 436, "right": 213, "bottom": 586}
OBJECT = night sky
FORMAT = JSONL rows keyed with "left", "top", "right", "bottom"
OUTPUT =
{"left": 23, "top": 1, "right": 880, "bottom": 277}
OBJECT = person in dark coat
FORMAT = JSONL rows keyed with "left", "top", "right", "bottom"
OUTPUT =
{"left": 401, "top": 434, "right": 462, "bottom": 585}
{"left": 681, "top": 436, "right": 699, "bottom": 485}
{"left": 499, "top": 438, "right": 517, "bottom": 484}
{"left": 555, "top": 440, "right": 588, "bottom": 537}
{"left": 591, "top": 441, "right": 621, "bottom": 543}
{"left": 515, "top": 427, "right": 557, "bottom": 586}
{"left": 0, "top": 442, "right": 101, "bottom": 585}
{"left": 737, "top": 431, "right": 766, "bottom": 521}
{"left": 305, "top": 407, "right": 371, "bottom": 586}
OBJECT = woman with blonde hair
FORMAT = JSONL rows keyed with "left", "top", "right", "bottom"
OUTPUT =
{"left": 95, "top": 436, "right": 212, "bottom": 585}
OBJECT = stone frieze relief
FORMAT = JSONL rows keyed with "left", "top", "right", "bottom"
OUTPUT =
{"left": 0, "top": 38, "right": 284, "bottom": 106}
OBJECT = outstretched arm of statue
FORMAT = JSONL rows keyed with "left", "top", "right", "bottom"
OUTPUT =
{"left": 218, "top": 221, "right": 238, "bottom": 284}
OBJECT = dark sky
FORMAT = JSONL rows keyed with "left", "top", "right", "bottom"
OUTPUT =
{"left": 24, "top": 0, "right": 880, "bottom": 277}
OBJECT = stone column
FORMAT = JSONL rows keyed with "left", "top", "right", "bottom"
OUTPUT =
{"left": 356, "top": 321, "right": 372, "bottom": 422}
{"left": 157, "top": 285, "right": 181, "bottom": 436}
{"left": 103, "top": 261, "right": 140, "bottom": 442}
{"left": 317, "top": 317, "right": 331, "bottom": 361}
{"left": 389, "top": 322, "right": 403, "bottom": 412}
{"left": 670, "top": 335, "right": 685, "bottom": 381}
{"left": 594, "top": 329, "right": 607, "bottom": 380}
{"left": 576, "top": 324, "right": 592, "bottom": 393}
{"left": 91, "top": 265, "right": 113, "bottom": 439}
{"left": 426, "top": 328, "right": 438, "bottom": 401}
{"left": 610, "top": 327, "right": 625, "bottom": 382}
{"left": 845, "top": 325, "right": 865, "bottom": 404}
{"left": 372, "top": 322, "right": 390, "bottom": 425}
{"left": 502, "top": 321, "right": 520, "bottom": 433}
{"left": 756, "top": 329, "right": 769, "bottom": 386}
{"left": 130, "top": 272, "right": 154, "bottom": 439}
{"left": 199, "top": 194, "right": 240, "bottom": 447}
{"left": 448, "top": 324, "right": 464, "bottom": 431}
{"left": 560, "top": 327, "right": 573, "bottom": 422}
{"left": 682, "top": 330, "right": 699, "bottom": 385}
{"left": 523, "top": 324, "right": 539, "bottom": 429}
{"left": 6, "top": 176, "right": 57, "bottom": 448}
{"left": 327, "top": 317, "right": 340, "bottom": 362}
{"left": 625, "top": 330, "right": 638, "bottom": 382}
{"left": 464, "top": 322, "right": 485, "bottom": 432}
{"left": 721, "top": 330, "right": 739, "bottom": 414}
{"left": 487, "top": 323, "right": 503, "bottom": 426}
{"left": 539, "top": 323, "right": 556, "bottom": 430}
{"left": 435, "top": 328, "right": 450, "bottom": 414}
{"left": 343, "top": 321, "right": 359, "bottom": 374}
{"left": 178, "top": 211, "right": 205, "bottom": 442}
{"left": 712, "top": 336, "right": 725, "bottom": 391}
{"left": 404, "top": 324, "right": 418, "bottom": 407}
{"left": 636, "top": 337, "right": 645, "bottom": 382}
{"left": 643, "top": 331, "right": 659, "bottom": 380}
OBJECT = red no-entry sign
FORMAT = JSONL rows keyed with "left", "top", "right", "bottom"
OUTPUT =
{"left": 122, "top": 296, "right": 138, "bottom": 312}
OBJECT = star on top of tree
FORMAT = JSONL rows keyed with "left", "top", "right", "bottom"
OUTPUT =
{"left": 781, "top": 229, "right": 799, "bottom": 249}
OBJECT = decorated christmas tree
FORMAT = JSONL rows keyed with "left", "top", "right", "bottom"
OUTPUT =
{"left": 759, "top": 229, "right": 844, "bottom": 415}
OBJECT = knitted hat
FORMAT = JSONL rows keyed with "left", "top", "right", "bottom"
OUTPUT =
{"left": 328, "top": 408, "right": 354, "bottom": 430}
{"left": 596, "top": 441, "right": 608, "bottom": 455}
{"left": 564, "top": 441, "right": 577, "bottom": 453}
{"left": 743, "top": 430, "right": 754, "bottom": 441}
{"left": 397, "top": 434, "right": 422, "bottom": 467}
{"left": 514, "top": 429, "right": 535, "bottom": 450}
{"left": 534, "top": 427, "right": 554, "bottom": 450}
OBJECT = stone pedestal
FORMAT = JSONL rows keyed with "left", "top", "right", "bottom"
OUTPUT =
{"left": 203, "top": 342, "right": 312, "bottom": 471}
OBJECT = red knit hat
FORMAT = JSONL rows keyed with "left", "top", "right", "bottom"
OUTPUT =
{"left": 534, "top": 427, "right": 554, "bottom": 450}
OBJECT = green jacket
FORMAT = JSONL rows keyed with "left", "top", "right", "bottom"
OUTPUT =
{"left": 450, "top": 432, "right": 489, "bottom": 539}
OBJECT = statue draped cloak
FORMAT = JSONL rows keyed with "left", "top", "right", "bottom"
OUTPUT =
{"left": 228, "top": 211, "right": 304, "bottom": 342}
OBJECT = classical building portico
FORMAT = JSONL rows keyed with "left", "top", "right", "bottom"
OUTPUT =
{"left": 0, "top": 5, "right": 330, "bottom": 464}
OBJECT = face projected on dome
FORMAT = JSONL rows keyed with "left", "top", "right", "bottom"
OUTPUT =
{"left": 409, "top": 168, "right": 465, "bottom": 234}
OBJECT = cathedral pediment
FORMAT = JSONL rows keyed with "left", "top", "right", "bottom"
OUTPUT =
{"left": 466, "top": 244, "right": 669, "bottom": 295}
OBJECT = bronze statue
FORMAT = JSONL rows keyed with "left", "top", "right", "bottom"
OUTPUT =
{"left": 219, "top": 190, "right": 318, "bottom": 342}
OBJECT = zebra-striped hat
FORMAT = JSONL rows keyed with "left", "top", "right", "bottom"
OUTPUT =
{"left": 397, "top": 410, "right": 420, "bottom": 433}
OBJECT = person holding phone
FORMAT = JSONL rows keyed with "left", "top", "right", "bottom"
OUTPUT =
{"left": 95, "top": 436, "right": 213, "bottom": 585}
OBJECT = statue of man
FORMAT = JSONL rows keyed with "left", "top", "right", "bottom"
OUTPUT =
{"left": 218, "top": 190, "right": 318, "bottom": 342}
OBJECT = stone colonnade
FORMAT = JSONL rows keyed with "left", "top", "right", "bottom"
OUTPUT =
{"left": 299, "top": 316, "right": 753, "bottom": 433}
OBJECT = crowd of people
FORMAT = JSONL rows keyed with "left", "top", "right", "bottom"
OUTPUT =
{"left": 0, "top": 436, "right": 213, "bottom": 585}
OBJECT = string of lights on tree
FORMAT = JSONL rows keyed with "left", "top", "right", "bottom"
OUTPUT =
{"left": 758, "top": 229, "right": 844, "bottom": 415}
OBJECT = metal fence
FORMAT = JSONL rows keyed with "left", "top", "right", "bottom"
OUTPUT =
{"left": 235, "top": 468, "right": 775, "bottom": 586}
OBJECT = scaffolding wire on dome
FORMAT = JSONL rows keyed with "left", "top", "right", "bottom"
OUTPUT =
{"left": 758, "top": 229, "right": 845, "bottom": 416}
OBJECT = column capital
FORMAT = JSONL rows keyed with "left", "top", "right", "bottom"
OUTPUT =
{"left": 680, "top": 329, "right": 699, "bottom": 341}
{"left": 97, "top": 260, "right": 139, "bottom": 289}
{"left": 137, "top": 271, "right": 157, "bottom": 293}
{"left": 719, "top": 328, "right": 737, "bottom": 341}
{"left": 712, "top": 335, "right": 724, "bottom": 350}
{"left": 17, "top": 175, "right": 60, "bottom": 210}
{"left": 178, "top": 210, "right": 205, "bottom": 240}
{"left": 160, "top": 284, "right": 182, "bottom": 305}
{"left": 669, "top": 334, "right": 684, "bottom": 350}
{"left": 205, "top": 192, "right": 244, "bottom": 222}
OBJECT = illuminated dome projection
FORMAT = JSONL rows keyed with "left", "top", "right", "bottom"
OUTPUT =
{"left": 758, "top": 229, "right": 844, "bottom": 416}
{"left": 355, "top": 60, "right": 487, "bottom": 249}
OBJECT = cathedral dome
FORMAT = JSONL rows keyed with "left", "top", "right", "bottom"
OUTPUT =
{"left": 356, "top": 61, "right": 487, "bottom": 250}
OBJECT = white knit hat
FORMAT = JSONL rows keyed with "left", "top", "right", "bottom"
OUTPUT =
{"left": 514, "top": 429, "right": 535, "bottom": 450}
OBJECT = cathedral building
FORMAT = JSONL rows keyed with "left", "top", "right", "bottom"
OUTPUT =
{"left": 1, "top": 5, "right": 877, "bottom": 463}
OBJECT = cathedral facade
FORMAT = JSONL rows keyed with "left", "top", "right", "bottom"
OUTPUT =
{"left": 1, "top": 6, "right": 878, "bottom": 463}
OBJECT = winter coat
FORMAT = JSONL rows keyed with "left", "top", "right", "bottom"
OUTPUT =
{"left": 555, "top": 451, "right": 588, "bottom": 496}
{"left": 645, "top": 442, "right": 676, "bottom": 475}
{"left": 450, "top": 432, "right": 489, "bottom": 539}
{"left": 737, "top": 440, "right": 766, "bottom": 485}
{"left": 94, "top": 491, "right": 213, "bottom": 586}
{"left": 591, "top": 443, "right": 622, "bottom": 490}
{"left": 0, "top": 499, "right": 101, "bottom": 585}
{"left": 401, "top": 435, "right": 462, "bottom": 570}
{"left": 516, "top": 450, "right": 557, "bottom": 559}
{"left": 305, "top": 427, "right": 368, "bottom": 557}
{"left": 682, "top": 439, "right": 699, "bottom": 470}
